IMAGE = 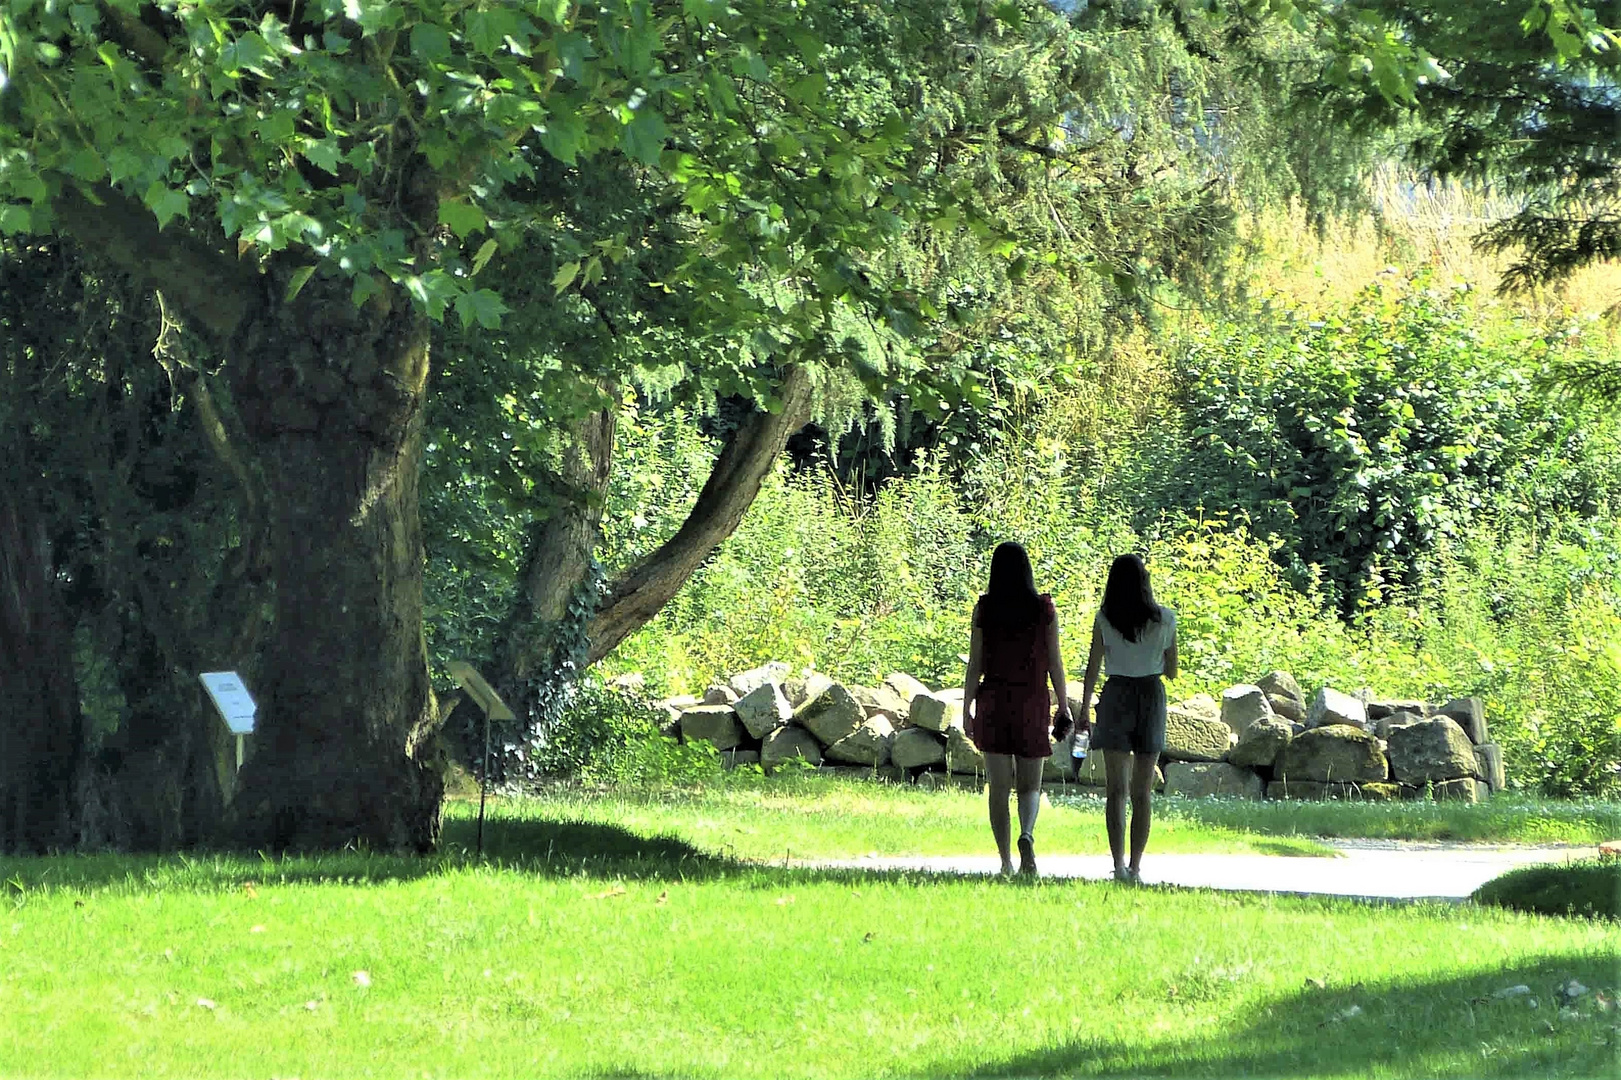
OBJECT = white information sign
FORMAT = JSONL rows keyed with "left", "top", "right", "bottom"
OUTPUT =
{"left": 200, "top": 671, "right": 257, "bottom": 734}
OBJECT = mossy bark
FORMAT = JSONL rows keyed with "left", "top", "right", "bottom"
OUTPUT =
{"left": 224, "top": 286, "right": 443, "bottom": 852}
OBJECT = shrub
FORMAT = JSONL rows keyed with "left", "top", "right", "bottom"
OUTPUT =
{"left": 1149, "top": 275, "right": 1621, "bottom": 608}
{"left": 1473, "top": 858, "right": 1621, "bottom": 920}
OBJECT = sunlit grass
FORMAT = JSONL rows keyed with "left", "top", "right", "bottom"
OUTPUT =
{"left": 459, "top": 776, "right": 1336, "bottom": 861}
{"left": 0, "top": 783, "right": 1614, "bottom": 1079}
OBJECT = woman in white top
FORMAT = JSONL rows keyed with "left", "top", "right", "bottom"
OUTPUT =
{"left": 1076, "top": 553, "right": 1177, "bottom": 883}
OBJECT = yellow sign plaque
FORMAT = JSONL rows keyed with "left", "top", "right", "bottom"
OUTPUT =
{"left": 447, "top": 661, "right": 516, "bottom": 721}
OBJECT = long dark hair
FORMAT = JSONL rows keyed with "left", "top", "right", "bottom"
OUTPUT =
{"left": 1101, "top": 553, "right": 1160, "bottom": 642}
{"left": 978, "top": 541, "right": 1043, "bottom": 628}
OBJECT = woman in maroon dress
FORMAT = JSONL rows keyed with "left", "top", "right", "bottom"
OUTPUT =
{"left": 963, "top": 542, "right": 1071, "bottom": 876}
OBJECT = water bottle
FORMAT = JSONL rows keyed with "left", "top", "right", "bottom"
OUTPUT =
{"left": 1071, "top": 729, "right": 1089, "bottom": 763}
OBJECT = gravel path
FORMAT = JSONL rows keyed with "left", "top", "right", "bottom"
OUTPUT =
{"left": 809, "top": 843, "right": 1600, "bottom": 902}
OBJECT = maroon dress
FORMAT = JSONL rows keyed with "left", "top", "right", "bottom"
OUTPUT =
{"left": 968, "top": 594, "right": 1057, "bottom": 759}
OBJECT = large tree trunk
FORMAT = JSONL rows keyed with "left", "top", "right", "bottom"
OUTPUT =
{"left": 500, "top": 402, "right": 618, "bottom": 683}
{"left": 0, "top": 483, "right": 85, "bottom": 853}
{"left": 584, "top": 365, "right": 814, "bottom": 665}
{"left": 226, "top": 286, "right": 443, "bottom": 851}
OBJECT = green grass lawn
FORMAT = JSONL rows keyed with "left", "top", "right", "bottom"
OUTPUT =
{"left": 1133, "top": 790, "right": 1620, "bottom": 846}
{"left": 485, "top": 778, "right": 1337, "bottom": 861}
{"left": 456, "top": 775, "right": 1616, "bottom": 868}
{"left": 1, "top": 782, "right": 1616, "bottom": 1079}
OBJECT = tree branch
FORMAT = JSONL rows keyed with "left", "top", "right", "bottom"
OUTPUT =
{"left": 52, "top": 184, "right": 260, "bottom": 343}
{"left": 96, "top": 1, "right": 171, "bottom": 69}
{"left": 583, "top": 365, "right": 815, "bottom": 665}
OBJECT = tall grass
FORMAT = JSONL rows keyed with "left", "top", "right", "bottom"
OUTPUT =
{"left": 604, "top": 432, "right": 1621, "bottom": 797}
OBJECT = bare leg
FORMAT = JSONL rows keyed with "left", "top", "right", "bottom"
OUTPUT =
{"left": 1014, "top": 756, "right": 1043, "bottom": 839}
{"left": 1129, "top": 752, "right": 1159, "bottom": 874}
{"left": 985, "top": 753, "right": 1015, "bottom": 875}
{"left": 1014, "top": 755, "right": 1044, "bottom": 875}
{"left": 1103, "top": 750, "right": 1133, "bottom": 875}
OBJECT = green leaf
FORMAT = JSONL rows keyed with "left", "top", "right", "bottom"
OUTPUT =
{"left": 470, "top": 238, "right": 499, "bottom": 276}
{"left": 0, "top": 204, "right": 33, "bottom": 235}
{"left": 538, "top": 110, "right": 587, "bottom": 164}
{"left": 301, "top": 137, "right": 344, "bottom": 175}
{"left": 682, "top": 0, "right": 728, "bottom": 22}
{"left": 220, "top": 31, "right": 278, "bottom": 77}
{"left": 343, "top": 0, "right": 403, "bottom": 37}
{"left": 465, "top": 7, "right": 517, "bottom": 55}
{"left": 535, "top": 0, "right": 570, "bottom": 26}
{"left": 552, "top": 259, "right": 581, "bottom": 293}
{"left": 454, "top": 287, "right": 508, "bottom": 329}
{"left": 351, "top": 272, "right": 385, "bottom": 308}
{"left": 284, "top": 265, "right": 317, "bottom": 302}
{"left": 622, "top": 108, "right": 669, "bottom": 166}
{"left": 143, "top": 182, "right": 189, "bottom": 229}
{"left": 438, "top": 198, "right": 487, "bottom": 239}
{"left": 411, "top": 23, "right": 451, "bottom": 61}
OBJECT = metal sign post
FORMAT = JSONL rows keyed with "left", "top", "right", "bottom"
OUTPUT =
{"left": 447, "top": 662, "right": 515, "bottom": 858}
{"left": 199, "top": 671, "right": 257, "bottom": 773}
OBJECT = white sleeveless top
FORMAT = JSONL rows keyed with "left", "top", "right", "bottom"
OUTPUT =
{"left": 1095, "top": 606, "right": 1176, "bottom": 678}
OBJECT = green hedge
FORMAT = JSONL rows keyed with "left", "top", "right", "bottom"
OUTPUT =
{"left": 1472, "top": 858, "right": 1621, "bottom": 920}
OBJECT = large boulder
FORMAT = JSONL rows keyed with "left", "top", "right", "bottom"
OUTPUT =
{"left": 1266, "top": 780, "right": 1400, "bottom": 801}
{"left": 1474, "top": 742, "right": 1506, "bottom": 792}
{"left": 945, "top": 723, "right": 984, "bottom": 775}
{"left": 825, "top": 716, "right": 896, "bottom": 766}
{"left": 1435, "top": 697, "right": 1489, "bottom": 744}
{"left": 719, "top": 749, "right": 761, "bottom": 769}
{"left": 890, "top": 727, "right": 947, "bottom": 769}
{"left": 1227, "top": 716, "right": 1293, "bottom": 769}
{"left": 703, "top": 684, "right": 740, "bottom": 706}
{"left": 851, "top": 685, "right": 909, "bottom": 725}
{"left": 1257, "top": 671, "right": 1305, "bottom": 708}
{"left": 728, "top": 662, "right": 791, "bottom": 699}
{"left": 1386, "top": 716, "right": 1480, "bottom": 785}
{"left": 1373, "top": 710, "right": 1425, "bottom": 741}
{"left": 1306, "top": 687, "right": 1369, "bottom": 731}
{"left": 784, "top": 671, "right": 833, "bottom": 710}
{"left": 1172, "top": 693, "right": 1221, "bottom": 723}
{"left": 1163, "top": 699, "right": 1235, "bottom": 762}
{"left": 733, "top": 682, "right": 793, "bottom": 740}
{"left": 883, "top": 673, "right": 932, "bottom": 707}
{"left": 679, "top": 704, "right": 743, "bottom": 751}
{"left": 1274, "top": 724, "right": 1388, "bottom": 782}
{"left": 1164, "top": 761, "right": 1264, "bottom": 799}
{"left": 760, "top": 725, "right": 823, "bottom": 768}
{"left": 1072, "top": 750, "right": 1165, "bottom": 790}
{"left": 909, "top": 692, "right": 962, "bottom": 734}
{"left": 1042, "top": 737, "right": 1070, "bottom": 781}
{"left": 1220, "top": 685, "right": 1273, "bottom": 735}
{"left": 1267, "top": 693, "right": 1306, "bottom": 723}
{"left": 794, "top": 683, "right": 866, "bottom": 746}
{"left": 1428, "top": 778, "right": 1484, "bottom": 803}
{"left": 1366, "top": 699, "right": 1427, "bottom": 722}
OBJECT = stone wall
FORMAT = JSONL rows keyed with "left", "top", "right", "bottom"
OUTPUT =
{"left": 642, "top": 664, "right": 1506, "bottom": 802}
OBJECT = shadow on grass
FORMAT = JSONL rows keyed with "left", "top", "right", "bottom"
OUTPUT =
{"left": 0, "top": 817, "right": 734, "bottom": 893}
{"left": 944, "top": 952, "right": 1616, "bottom": 1079}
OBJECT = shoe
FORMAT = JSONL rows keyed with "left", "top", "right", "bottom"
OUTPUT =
{"left": 1112, "top": 867, "right": 1132, "bottom": 883}
{"left": 1127, "top": 866, "right": 1142, "bottom": 884}
{"left": 1017, "top": 835, "right": 1037, "bottom": 876}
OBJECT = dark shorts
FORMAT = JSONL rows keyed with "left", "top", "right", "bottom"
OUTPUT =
{"left": 1091, "top": 675, "right": 1166, "bottom": 755}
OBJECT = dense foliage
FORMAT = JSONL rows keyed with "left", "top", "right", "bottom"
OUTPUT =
{"left": 1153, "top": 277, "right": 1621, "bottom": 607}
{"left": 590, "top": 271, "right": 1621, "bottom": 798}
